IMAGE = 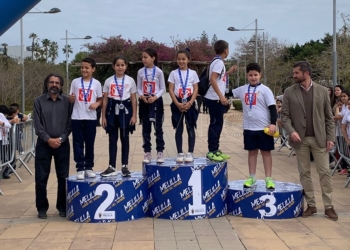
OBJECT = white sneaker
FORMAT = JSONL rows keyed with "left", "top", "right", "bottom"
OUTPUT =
{"left": 85, "top": 170, "right": 96, "bottom": 178}
{"left": 76, "top": 171, "right": 85, "bottom": 180}
{"left": 143, "top": 152, "right": 152, "bottom": 163}
{"left": 176, "top": 153, "right": 184, "bottom": 163}
{"left": 156, "top": 152, "right": 164, "bottom": 164}
{"left": 184, "top": 152, "right": 194, "bottom": 163}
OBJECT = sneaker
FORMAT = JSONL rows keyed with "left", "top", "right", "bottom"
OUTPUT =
{"left": 176, "top": 153, "right": 184, "bottom": 163}
{"left": 339, "top": 169, "right": 348, "bottom": 175}
{"left": 206, "top": 152, "right": 224, "bottom": 162}
{"left": 85, "top": 170, "right": 96, "bottom": 178}
{"left": 302, "top": 206, "right": 317, "bottom": 218}
{"left": 100, "top": 165, "right": 118, "bottom": 177}
{"left": 265, "top": 177, "right": 275, "bottom": 189}
{"left": 76, "top": 171, "right": 85, "bottom": 180}
{"left": 215, "top": 150, "right": 230, "bottom": 160}
{"left": 184, "top": 153, "right": 194, "bottom": 163}
{"left": 243, "top": 176, "right": 257, "bottom": 188}
{"left": 121, "top": 165, "right": 131, "bottom": 177}
{"left": 157, "top": 152, "right": 164, "bottom": 164}
{"left": 325, "top": 206, "right": 338, "bottom": 221}
{"left": 143, "top": 152, "right": 152, "bottom": 164}
{"left": 59, "top": 210, "right": 66, "bottom": 218}
{"left": 38, "top": 210, "right": 47, "bottom": 219}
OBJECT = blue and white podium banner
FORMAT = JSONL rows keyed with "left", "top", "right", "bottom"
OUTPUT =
{"left": 66, "top": 172, "right": 148, "bottom": 223}
{"left": 145, "top": 158, "right": 228, "bottom": 220}
{"left": 227, "top": 180, "right": 303, "bottom": 219}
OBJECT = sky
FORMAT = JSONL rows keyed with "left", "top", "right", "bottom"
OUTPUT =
{"left": 1, "top": 0, "right": 349, "bottom": 63}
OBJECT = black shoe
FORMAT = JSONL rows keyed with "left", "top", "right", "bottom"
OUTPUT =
{"left": 121, "top": 165, "right": 131, "bottom": 177}
{"left": 38, "top": 210, "right": 47, "bottom": 219}
{"left": 100, "top": 165, "right": 118, "bottom": 177}
{"left": 2, "top": 174, "right": 10, "bottom": 179}
{"left": 59, "top": 211, "right": 66, "bottom": 217}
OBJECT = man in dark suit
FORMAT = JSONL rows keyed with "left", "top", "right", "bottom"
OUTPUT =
{"left": 281, "top": 61, "right": 337, "bottom": 221}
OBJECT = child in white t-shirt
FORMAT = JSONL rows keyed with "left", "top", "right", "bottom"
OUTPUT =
{"left": 137, "top": 48, "right": 166, "bottom": 164}
{"left": 69, "top": 57, "right": 102, "bottom": 180}
{"left": 168, "top": 49, "right": 199, "bottom": 163}
{"left": 232, "top": 63, "right": 277, "bottom": 189}
{"left": 100, "top": 56, "right": 137, "bottom": 177}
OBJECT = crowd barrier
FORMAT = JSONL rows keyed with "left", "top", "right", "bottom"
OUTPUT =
{"left": 0, "top": 120, "right": 35, "bottom": 194}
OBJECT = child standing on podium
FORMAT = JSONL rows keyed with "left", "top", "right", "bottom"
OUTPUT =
{"left": 168, "top": 48, "right": 199, "bottom": 163}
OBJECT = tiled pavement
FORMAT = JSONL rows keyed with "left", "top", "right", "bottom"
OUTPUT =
{"left": 1, "top": 106, "right": 350, "bottom": 250}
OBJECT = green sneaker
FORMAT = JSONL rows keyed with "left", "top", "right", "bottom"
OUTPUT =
{"left": 243, "top": 176, "right": 257, "bottom": 188}
{"left": 207, "top": 152, "right": 224, "bottom": 162}
{"left": 265, "top": 177, "right": 275, "bottom": 189}
{"left": 215, "top": 150, "right": 231, "bottom": 160}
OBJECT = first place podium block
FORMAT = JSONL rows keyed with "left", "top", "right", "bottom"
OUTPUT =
{"left": 66, "top": 172, "right": 149, "bottom": 223}
{"left": 227, "top": 180, "right": 304, "bottom": 219}
{"left": 145, "top": 158, "right": 228, "bottom": 220}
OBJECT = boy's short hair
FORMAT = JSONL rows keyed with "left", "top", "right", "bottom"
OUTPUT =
{"left": 8, "top": 106, "right": 17, "bottom": 117}
{"left": 246, "top": 63, "right": 261, "bottom": 73}
{"left": 10, "top": 103, "right": 19, "bottom": 111}
{"left": 81, "top": 57, "right": 96, "bottom": 69}
{"left": 0, "top": 105, "right": 9, "bottom": 115}
{"left": 214, "top": 40, "right": 229, "bottom": 54}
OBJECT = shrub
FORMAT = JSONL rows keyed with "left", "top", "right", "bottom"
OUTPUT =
{"left": 232, "top": 99, "right": 242, "bottom": 111}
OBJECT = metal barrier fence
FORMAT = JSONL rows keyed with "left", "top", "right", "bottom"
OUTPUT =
{"left": 0, "top": 120, "right": 35, "bottom": 194}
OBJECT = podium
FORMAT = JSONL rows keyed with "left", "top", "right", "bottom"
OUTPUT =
{"left": 66, "top": 172, "right": 149, "bottom": 223}
{"left": 145, "top": 158, "right": 228, "bottom": 220}
{"left": 226, "top": 180, "right": 303, "bottom": 219}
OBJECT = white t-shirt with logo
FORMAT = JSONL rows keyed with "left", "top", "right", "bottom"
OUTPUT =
{"left": 103, "top": 74, "right": 137, "bottom": 100}
{"left": 168, "top": 69, "right": 199, "bottom": 99}
{"left": 137, "top": 66, "right": 166, "bottom": 98}
{"left": 204, "top": 59, "right": 226, "bottom": 100}
{"left": 233, "top": 84, "right": 275, "bottom": 130}
{"left": 70, "top": 77, "right": 102, "bottom": 120}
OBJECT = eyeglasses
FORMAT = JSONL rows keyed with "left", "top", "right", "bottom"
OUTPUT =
{"left": 49, "top": 81, "right": 60, "bottom": 85}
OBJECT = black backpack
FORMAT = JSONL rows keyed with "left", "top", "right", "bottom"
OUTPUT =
{"left": 198, "top": 58, "right": 223, "bottom": 96}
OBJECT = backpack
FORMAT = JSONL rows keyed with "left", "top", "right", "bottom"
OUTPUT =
{"left": 198, "top": 57, "right": 224, "bottom": 96}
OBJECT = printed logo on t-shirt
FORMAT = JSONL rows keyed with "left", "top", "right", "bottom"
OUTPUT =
{"left": 143, "top": 81, "right": 156, "bottom": 94}
{"left": 244, "top": 93, "right": 257, "bottom": 106}
{"left": 110, "top": 83, "right": 129, "bottom": 98}
{"left": 178, "top": 88, "right": 192, "bottom": 99}
{"left": 222, "top": 74, "right": 227, "bottom": 83}
{"left": 78, "top": 88, "right": 93, "bottom": 102}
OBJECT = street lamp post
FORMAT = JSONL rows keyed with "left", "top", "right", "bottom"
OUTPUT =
{"left": 61, "top": 30, "right": 92, "bottom": 94}
{"left": 332, "top": 0, "right": 337, "bottom": 87}
{"left": 21, "top": 7, "right": 61, "bottom": 113}
{"left": 227, "top": 19, "right": 264, "bottom": 63}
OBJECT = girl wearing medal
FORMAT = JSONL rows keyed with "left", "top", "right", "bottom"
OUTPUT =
{"left": 137, "top": 48, "right": 166, "bottom": 164}
{"left": 168, "top": 49, "right": 199, "bottom": 163}
{"left": 100, "top": 56, "right": 137, "bottom": 177}
{"left": 69, "top": 57, "right": 103, "bottom": 180}
{"left": 232, "top": 63, "right": 277, "bottom": 189}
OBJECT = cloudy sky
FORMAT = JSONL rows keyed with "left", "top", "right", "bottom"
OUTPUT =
{"left": 1, "top": 0, "right": 349, "bottom": 62}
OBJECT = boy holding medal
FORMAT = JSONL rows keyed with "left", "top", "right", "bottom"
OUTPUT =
{"left": 232, "top": 62, "right": 277, "bottom": 189}
{"left": 69, "top": 57, "right": 102, "bottom": 180}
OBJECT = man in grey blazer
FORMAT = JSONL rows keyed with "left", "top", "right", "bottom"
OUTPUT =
{"left": 281, "top": 61, "right": 338, "bottom": 221}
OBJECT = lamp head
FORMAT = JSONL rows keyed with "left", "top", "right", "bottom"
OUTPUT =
{"left": 48, "top": 8, "right": 61, "bottom": 14}
{"left": 84, "top": 36, "right": 92, "bottom": 40}
{"left": 227, "top": 27, "right": 239, "bottom": 31}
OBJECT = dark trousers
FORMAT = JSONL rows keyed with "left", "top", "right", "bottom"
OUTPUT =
{"left": 141, "top": 99, "right": 165, "bottom": 153}
{"left": 205, "top": 98, "right": 225, "bottom": 152}
{"left": 35, "top": 138, "right": 70, "bottom": 212}
{"left": 196, "top": 96, "right": 203, "bottom": 112}
{"left": 71, "top": 119, "right": 96, "bottom": 171}
{"left": 175, "top": 114, "right": 195, "bottom": 153}
{"left": 96, "top": 106, "right": 102, "bottom": 126}
{"left": 109, "top": 116, "right": 129, "bottom": 167}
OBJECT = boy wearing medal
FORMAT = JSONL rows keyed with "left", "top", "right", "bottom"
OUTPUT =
{"left": 69, "top": 57, "right": 103, "bottom": 180}
{"left": 232, "top": 63, "right": 277, "bottom": 189}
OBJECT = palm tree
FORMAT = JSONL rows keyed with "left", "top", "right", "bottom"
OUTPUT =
{"left": 28, "top": 33, "right": 37, "bottom": 60}
{"left": 48, "top": 41, "right": 59, "bottom": 63}
{"left": 33, "top": 40, "right": 41, "bottom": 60}
{"left": 41, "top": 39, "right": 51, "bottom": 62}
{"left": 62, "top": 44, "right": 73, "bottom": 58}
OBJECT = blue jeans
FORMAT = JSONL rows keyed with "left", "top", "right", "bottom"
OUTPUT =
{"left": 71, "top": 120, "right": 97, "bottom": 171}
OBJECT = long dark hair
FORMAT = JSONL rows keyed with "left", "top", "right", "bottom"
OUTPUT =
{"left": 327, "top": 86, "right": 334, "bottom": 107}
{"left": 43, "top": 73, "right": 64, "bottom": 95}
{"left": 143, "top": 48, "right": 158, "bottom": 66}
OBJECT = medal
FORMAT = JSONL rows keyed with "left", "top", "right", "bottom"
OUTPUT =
{"left": 248, "top": 111, "right": 252, "bottom": 117}
{"left": 248, "top": 84, "right": 258, "bottom": 117}
{"left": 114, "top": 75, "right": 125, "bottom": 103}
{"left": 145, "top": 67, "right": 156, "bottom": 95}
{"left": 178, "top": 68, "right": 189, "bottom": 100}
{"left": 81, "top": 77, "right": 93, "bottom": 104}
{"left": 119, "top": 103, "right": 124, "bottom": 109}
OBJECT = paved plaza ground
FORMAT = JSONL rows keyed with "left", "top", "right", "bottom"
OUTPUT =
{"left": 1, "top": 106, "right": 350, "bottom": 250}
